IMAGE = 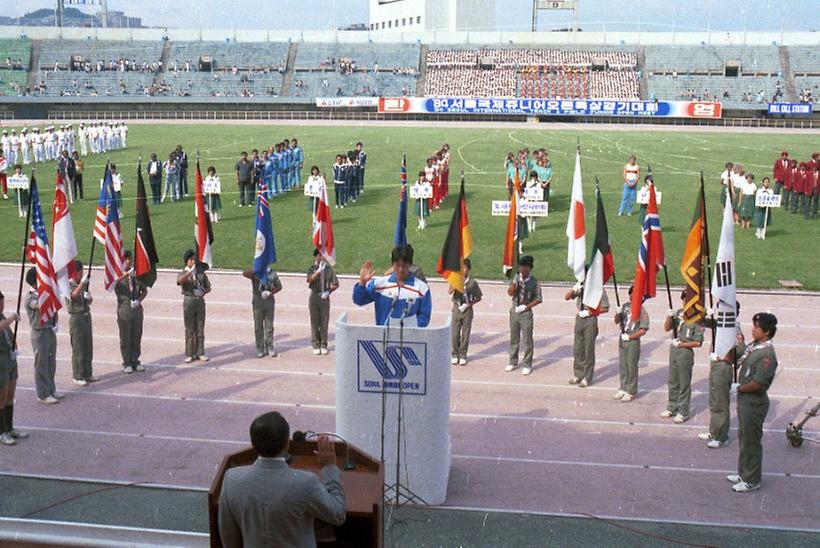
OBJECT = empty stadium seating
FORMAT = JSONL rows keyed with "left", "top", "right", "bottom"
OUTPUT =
{"left": 0, "top": 38, "right": 30, "bottom": 96}
{"left": 167, "top": 41, "right": 289, "bottom": 72}
{"left": 294, "top": 42, "right": 419, "bottom": 70}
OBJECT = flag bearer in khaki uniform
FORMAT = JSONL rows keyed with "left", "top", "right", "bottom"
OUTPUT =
{"left": 0, "top": 290, "right": 28, "bottom": 445}
{"left": 243, "top": 267, "right": 283, "bottom": 358}
{"left": 115, "top": 251, "right": 148, "bottom": 374}
{"left": 505, "top": 255, "right": 542, "bottom": 376}
{"left": 178, "top": 249, "right": 211, "bottom": 363}
{"left": 307, "top": 249, "right": 339, "bottom": 355}
{"left": 726, "top": 312, "right": 778, "bottom": 493}
{"left": 25, "top": 268, "right": 60, "bottom": 404}
{"left": 613, "top": 286, "right": 649, "bottom": 402}
{"left": 660, "top": 292, "right": 704, "bottom": 423}
{"left": 66, "top": 261, "right": 95, "bottom": 386}
{"left": 565, "top": 281, "right": 609, "bottom": 387}
{"left": 449, "top": 258, "right": 482, "bottom": 366}
{"left": 698, "top": 302, "right": 745, "bottom": 448}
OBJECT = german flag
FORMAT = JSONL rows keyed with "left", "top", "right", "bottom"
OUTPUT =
{"left": 680, "top": 174, "right": 709, "bottom": 323}
{"left": 436, "top": 174, "right": 473, "bottom": 293}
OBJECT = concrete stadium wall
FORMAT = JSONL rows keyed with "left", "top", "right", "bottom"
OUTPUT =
{"left": 1, "top": 25, "right": 819, "bottom": 47}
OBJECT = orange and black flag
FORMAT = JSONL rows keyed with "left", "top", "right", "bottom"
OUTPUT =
{"left": 680, "top": 173, "right": 709, "bottom": 323}
{"left": 437, "top": 173, "right": 473, "bottom": 293}
{"left": 502, "top": 167, "right": 521, "bottom": 275}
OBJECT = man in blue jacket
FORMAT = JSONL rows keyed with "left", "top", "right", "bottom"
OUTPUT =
{"left": 353, "top": 245, "right": 432, "bottom": 328}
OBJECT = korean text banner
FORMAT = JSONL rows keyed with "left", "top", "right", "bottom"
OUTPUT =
{"left": 379, "top": 97, "right": 722, "bottom": 119}
{"left": 316, "top": 97, "right": 380, "bottom": 108}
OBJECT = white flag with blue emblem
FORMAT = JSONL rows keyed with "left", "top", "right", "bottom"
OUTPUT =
{"left": 711, "top": 196, "right": 737, "bottom": 358}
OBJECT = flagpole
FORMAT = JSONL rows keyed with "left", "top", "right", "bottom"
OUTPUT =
{"left": 12, "top": 168, "right": 35, "bottom": 349}
{"left": 662, "top": 265, "right": 677, "bottom": 338}
{"left": 700, "top": 171, "right": 716, "bottom": 352}
{"left": 87, "top": 159, "right": 111, "bottom": 282}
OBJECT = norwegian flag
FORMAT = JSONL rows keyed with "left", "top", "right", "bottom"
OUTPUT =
{"left": 312, "top": 175, "right": 336, "bottom": 265}
{"left": 51, "top": 171, "right": 79, "bottom": 299}
{"left": 630, "top": 183, "right": 665, "bottom": 322}
{"left": 28, "top": 177, "right": 62, "bottom": 325}
{"left": 102, "top": 176, "right": 126, "bottom": 292}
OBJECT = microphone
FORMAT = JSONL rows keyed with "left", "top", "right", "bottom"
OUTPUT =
{"left": 295, "top": 430, "right": 357, "bottom": 470}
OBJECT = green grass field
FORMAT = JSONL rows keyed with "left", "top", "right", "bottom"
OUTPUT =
{"left": 1, "top": 123, "right": 818, "bottom": 290}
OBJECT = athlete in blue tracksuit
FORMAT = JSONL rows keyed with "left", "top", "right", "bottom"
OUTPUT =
{"left": 356, "top": 142, "right": 367, "bottom": 195}
{"left": 263, "top": 153, "right": 275, "bottom": 198}
{"left": 292, "top": 138, "right": 304, "bottom": 188}
{"left": 281, "top": 140, "right": 291, "bottom": 191}
{"left": 332, "top": 155, "right": 347, "bottom": 208}
{"left": 347, "top": 151, "right": 359, "bottom": 203}
{"left": 352, "top": 245, "right": 432, "bottom": 328}
{"left": 271, "top": 144, "right": 283, "bottom": 195}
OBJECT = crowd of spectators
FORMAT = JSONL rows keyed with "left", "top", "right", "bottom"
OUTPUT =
{"left": 4, "top": 57, "right": 25, "bottom": 70}
{"left": 49, "top": 58, "right": 161, "bottom": 74}
{"left": 426, "top": 68, "right": 517, "bottom": 97}
{"left": 798, "top": 87, "right": 815, "bottom": 103}
{"left": 427, "top": 48, "right": 637, "bottom": 69}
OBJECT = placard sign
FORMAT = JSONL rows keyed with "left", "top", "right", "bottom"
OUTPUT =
{"left": 303, "top": 178, "right": 323, "bottom": 198}
{"left": 410, "top": 185, "right": 433, "bottom": 199}
{"left": 755, "top": 193, "right": 781, "bottom": 208}
{"left": 637, "top": 188, "right": 662, "bottom": 205}
{"left": 203, "top": 177, "right": 221, "bottom": 195}
{"left": 7, "top": 175, "right": 29, "bottom": 190}
{"left": 491, "top": 200, "right": 549, "bottom": 217}
{"left": 523, "top": 187, "right": 544, "bottom": 201}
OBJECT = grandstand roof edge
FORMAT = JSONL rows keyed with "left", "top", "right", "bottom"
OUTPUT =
{"left": 1, "top": 26, "right": 819, "bottom": 47}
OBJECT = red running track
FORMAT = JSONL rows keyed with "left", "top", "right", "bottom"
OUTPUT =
{"left": 1, "top": 265, "right": 818, "bottom": 531}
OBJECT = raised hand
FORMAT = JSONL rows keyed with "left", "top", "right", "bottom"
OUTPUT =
{"left": 359, "top": 260, "right": 374, "bottom": 286}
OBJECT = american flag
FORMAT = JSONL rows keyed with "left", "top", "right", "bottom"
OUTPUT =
{"left": 94, "top": 166, "right": 113, "bottom": 244}
{"left": 102, "top": 175, "right": 126, "bottom": 291}
{"left": 29, "top": 177, "right": 62, "bottom": 325}
{"left": 630, "top": 183, "right": 665, "bottom": 322}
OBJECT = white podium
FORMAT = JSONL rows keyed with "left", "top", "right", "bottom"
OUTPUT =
{"left": 335, "top": 313, "right": 452, "bottom": 505}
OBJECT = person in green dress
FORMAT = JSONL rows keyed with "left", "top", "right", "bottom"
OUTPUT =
{"left": 739, "top": 173, "right": 757, "bottom": 229}
{"left": 753, "top": 177, "right": 774, "bottom": 239}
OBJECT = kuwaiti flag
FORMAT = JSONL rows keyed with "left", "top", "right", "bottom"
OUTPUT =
{"left": 253, "top": 182, "right": 277, "bottom": 285}
{"left": 51, "top": 171, "right": 79, "bottom": 299}
{"left": 312, "top": 175, "right": 336, "bottom": 265}
{"left": 134, "top": 162, "right": 159, "bottom": 287}
{"left": 29, "top": 176, "right": 62, "bottom": 324}
{"left": 566, "top": 148, "right": 586, "bottom": 282}
{"left": 680, "top": 175, "right": 709, "bottom": 324}
{"left": 711, "top": 192, "right": 737, "bottom": 358}
{"left": 194, "top": 159, "right": 214, "bottom": 269}
{"left": 583, "top": 182, "right": 615, "bottom": 310}
{"left": 502, "top": 168, "right": 521, "bottom": 275}
{"left": 393, "top": 154, "right": 408, "bottom": 247}
{"left": 630, "top": 183, "right": 665, "bottom": 322}
{"left": 436, "top": 174, "right": 473, "bottom": 292}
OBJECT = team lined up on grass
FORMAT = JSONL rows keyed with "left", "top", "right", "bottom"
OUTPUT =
{"left": 1, "top": 138, "right": 808, "bottom": 496}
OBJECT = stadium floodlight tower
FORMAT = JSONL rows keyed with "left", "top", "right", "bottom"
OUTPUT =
{"left": 532, "top": 0, "right": 579, "bottom": 33}
{"left": 55, "top": 0, "right": 109, "bottom": 27}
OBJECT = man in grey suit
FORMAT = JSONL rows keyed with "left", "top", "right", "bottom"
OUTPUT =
{"left": 218, "top": 411, "right": 346, "bottom": 548}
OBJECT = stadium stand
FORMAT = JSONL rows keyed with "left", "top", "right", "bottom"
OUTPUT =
{"left": 0, "top": 38, "right": 30, "bottom": 96}
{"left": 426, "top": 46, "right": 639, "bottom": 99}
{"left": 2, "top": 35, "right": 816, "bottom": 106}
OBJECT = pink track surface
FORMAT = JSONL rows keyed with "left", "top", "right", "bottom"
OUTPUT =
{"left": 1, "top": 265, "right": 818, "bottom": 531}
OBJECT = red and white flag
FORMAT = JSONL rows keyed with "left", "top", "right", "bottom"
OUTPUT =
{"left": 312, "top": 178, "right": 336, "bottom": 265}
{"left": 51, "top": 171, "right": 79, "bottom": 299}
{"left": 566, "top": 148, "right": 586, "bottom": 282}
{"left": 194, "top": 160, "right": 214, "bottom": 268}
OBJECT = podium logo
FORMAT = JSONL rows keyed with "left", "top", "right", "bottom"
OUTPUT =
{"left": 357, "top": 340, "right": 427, "bottom": 396}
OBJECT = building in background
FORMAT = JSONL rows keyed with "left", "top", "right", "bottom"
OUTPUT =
{"left": 369, "top": 0, "right": 496, "bottom": 33}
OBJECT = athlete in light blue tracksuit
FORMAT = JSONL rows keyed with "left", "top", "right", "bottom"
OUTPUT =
{"left": 292, "top": 138, "right": 304, "bottom": 188}
{"left": 271, "top": 143, "right": 283, "bottom": 195}
{"left": 356, "top": 142, "right": 367, "bottom": 195}
{"left": 281, "top": 139, "right": 291, "bottom": 192}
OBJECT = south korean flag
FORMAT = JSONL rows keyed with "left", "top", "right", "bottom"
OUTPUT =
{"left": 711, "top": 195, "right": 737, "bottom": 357}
